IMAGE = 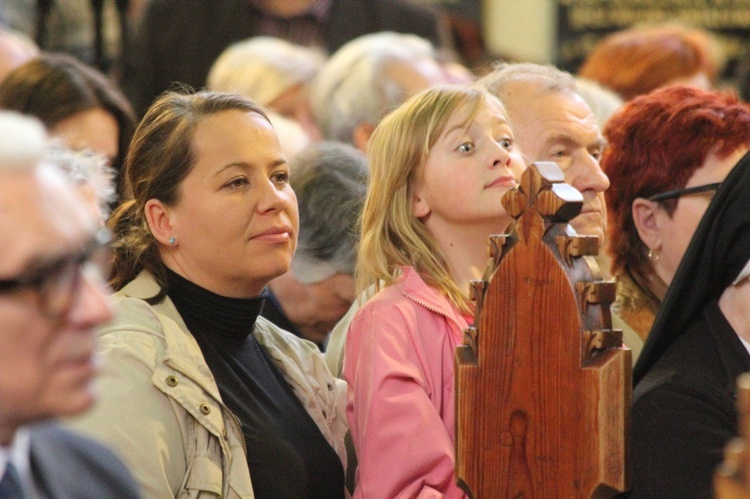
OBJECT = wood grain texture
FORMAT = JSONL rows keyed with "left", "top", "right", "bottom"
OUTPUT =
{"left": 715, "top": 373, "right": 750, "bottom": 499}
{"left": 455, "top": 163, "right": 631, "bottom": 498}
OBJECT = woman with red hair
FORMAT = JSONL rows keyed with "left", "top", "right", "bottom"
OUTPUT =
{"left": 578, "top": 24, "right": 720, "bottom": 101}
{"left": 602, "top": 85, "right": 750, "bottom": 359}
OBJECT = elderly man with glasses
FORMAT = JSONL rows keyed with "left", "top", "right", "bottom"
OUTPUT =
{"left": 0, "top": 111, "right": 140, "bottom": 498}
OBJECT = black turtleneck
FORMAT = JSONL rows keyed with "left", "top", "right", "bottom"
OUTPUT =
{"left": 165, "top": 268, "right": 344, "bottom": 499}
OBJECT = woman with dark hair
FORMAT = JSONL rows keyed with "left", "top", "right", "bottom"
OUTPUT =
{"left": 68, "top": 89, "right": 347, "bottom": 498}
{"left": 602, "top": 86, "right": 750, "bottom": 360}
{"left": 0, "top": 53, "right": 135, "bottom": 181}
{"left": 629, "top": 153, "right": 750, "bottom": 498}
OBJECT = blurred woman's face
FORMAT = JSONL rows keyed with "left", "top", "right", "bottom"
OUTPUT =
{"left": 162, "top": 110, "right": 299, "bottom": 297}
{"left": 269, "top": 83, "right": 322, "bottom": 141}
{"left": 51, "top": 107, "right": 119, "bottom": 164}
{"left": 652, "top": 146, "right": 748, "bottom": 285}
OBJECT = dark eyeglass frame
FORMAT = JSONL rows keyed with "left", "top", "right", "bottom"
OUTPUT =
{"left": 0, "top": 228, "right": 112, "bottom": 318}
{"left": 648, "top": 182, "right": 722, "bottom": 203}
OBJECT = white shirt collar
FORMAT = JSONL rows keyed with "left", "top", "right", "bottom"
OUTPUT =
{"left": 0, "top": 428, "right": 37, "bottom": 497}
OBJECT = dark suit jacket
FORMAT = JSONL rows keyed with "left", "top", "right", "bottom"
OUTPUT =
{"left": 122, "top": 0, "right": 447, "bottom": 115}
{"left": 630, "top": 300, "right": 750, "bottom": 499}
{"left": 29, "top": 423, "right": 141, "bottom": 498}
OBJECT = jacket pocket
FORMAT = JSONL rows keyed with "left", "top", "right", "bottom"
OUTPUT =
{"left": 184, "top": 456, "right": 223, "bottom": 496}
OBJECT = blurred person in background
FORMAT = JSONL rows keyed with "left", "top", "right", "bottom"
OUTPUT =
{"left": 0, "top": 53, "right": 135, "bottom": 191}
{"left": 263, "top": 141, "right": 367, "bottom": 349}
{"left": 123, "top": 0, "right": 451, "bottom": 115}
{"left": 0, "top": 25, "right": 38, "bottom": 83}
{"left": 48, "top": 143, "right": 117, "bottom": 226}
{"left": 207, "top": 36, "right": 325, "bottom": 141}
{"left": 574, "top": 77, "right": 623, "bottom": 129}
{"left": 578, "top": 23, "right": 721, "bottom": 101}
{"left": 310, "top": 31, "right": 453, "bottom": 152}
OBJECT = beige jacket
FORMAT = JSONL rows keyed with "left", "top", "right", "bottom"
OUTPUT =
{"left": 68, "top": 271, "right": 348, "bottom": 498}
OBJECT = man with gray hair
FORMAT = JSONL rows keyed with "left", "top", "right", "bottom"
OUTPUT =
{"left": 477, "top": 63, "right": 651, "bottom": 363}
{"left": 262, "top": 141, "right": 368, "bottom": 348}
{"left": 310, "top": 31, "right": 454, "bottom": 151}
{"left": 478, "top": 63, "right": 610, "bottom": 245}
{"left": 0, "top": 111, "right": 140, "bottom": 498}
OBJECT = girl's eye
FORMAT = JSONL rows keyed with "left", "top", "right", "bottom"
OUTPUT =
{"left": 499, "top": 138, "right": 513, "bottom": 150}
{"left": 458, "top": 142, "right": 475, "bottom": 153}
{"left": 271, "top": 171, "right": 289, "bottom": 185}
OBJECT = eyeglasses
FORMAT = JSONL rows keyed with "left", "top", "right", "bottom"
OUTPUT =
{"left": 0, "top": 229, "right": 112, "bottom": 319}
{"left": 648, "top": 182, "right": 722, "bottom": 203}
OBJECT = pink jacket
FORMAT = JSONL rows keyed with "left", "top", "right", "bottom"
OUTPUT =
{"left": 344, "top": 266, "right": 469, "bottom": 498}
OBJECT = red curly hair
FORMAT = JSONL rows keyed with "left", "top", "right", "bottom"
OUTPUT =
{"left": 603, "top": 85, "right": 750, "bottom": 279}
{"left": 578, "top": 24, "right": 719, "bottom": 101}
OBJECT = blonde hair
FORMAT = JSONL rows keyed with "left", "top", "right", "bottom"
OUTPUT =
{"left": 358, "top": 85, "right": 500, "bottom": 312}
{"left": 207, "top": 36, "right": 324, "bottom": 106}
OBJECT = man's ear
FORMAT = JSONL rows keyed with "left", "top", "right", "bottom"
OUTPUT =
{"left": 352, "top": 123, "right": 375, "bottom": 153}
{"left": 144, "top": 199, "right": 174, "bottom": 246}
{"left": 632, "top": 198, "right": 661, "bottom": 252}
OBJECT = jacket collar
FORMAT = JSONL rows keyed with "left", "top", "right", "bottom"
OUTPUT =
{"left": 399, "top": 266, "right": 470, "bottom": 332}
{"left": 116, "top": 271, "right": 218, "bottom": 394}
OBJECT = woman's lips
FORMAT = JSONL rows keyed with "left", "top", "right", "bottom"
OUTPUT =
{"left": 251, "top": 226, "right": 293, "bottom": 243}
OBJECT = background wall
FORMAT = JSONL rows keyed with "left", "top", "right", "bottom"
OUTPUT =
{"left": 483, "top": 0, "right": 555, "bottom": 64}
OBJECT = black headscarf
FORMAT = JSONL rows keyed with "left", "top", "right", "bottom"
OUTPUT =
{"left": 633, "top": 151, "right": 750, "bottom": 385}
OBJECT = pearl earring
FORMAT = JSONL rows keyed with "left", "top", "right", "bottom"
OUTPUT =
{"left": 169, "top": 237, "right": 176, "bottom": 246}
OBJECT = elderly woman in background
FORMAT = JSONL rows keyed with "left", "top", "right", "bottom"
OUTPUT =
{"left": 207, "top": 36, "right": 325, "bottom": 142}
{"left": 630, "top": 153, "right": 750, "bottom": 498}
{"left": 67, "top": 90, "right": 347, "bottom": 498}
{"left": 602, "top": 86, "right": 750, "bottom": 360}
{"left": 0, "top": 53, "right": 135, "bottom": 182}
{"left": 578, "top": 23, "right": 720, "bottom": 101}
{"left": 309, "top": 31, "right": 453, "bottom": 151}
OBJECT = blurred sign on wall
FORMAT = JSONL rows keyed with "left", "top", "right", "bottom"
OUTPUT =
{"left": 557, "top": 0, "right": 750, "bottom": 77}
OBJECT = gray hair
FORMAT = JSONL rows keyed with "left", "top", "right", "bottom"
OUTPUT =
{"left": 289, "top": 141, "right": 368, "bottom": 283}
{"left": 478, "top": 62, "right": 577, "bottom": 97}
{"left": 0, "top": 111, "right": 48, "bottom": 172}
{"left": 574, "top": 77, "right": 623, "bottom": 129}
{"left": 206, "top": 36, "right": 325, "bottom": 106}
{"left": 310, "top": 31, "right": 436, "bottom": 144}
{"left": 47, "top": 142, "right": 117, "bottom": 218}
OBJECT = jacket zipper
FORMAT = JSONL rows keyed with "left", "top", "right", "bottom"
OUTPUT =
{"left": 405, "top": 293, "right": 466, "bottom": 334}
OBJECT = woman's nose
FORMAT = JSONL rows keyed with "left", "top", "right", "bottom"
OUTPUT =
{"left": 256, "top": 181, "right": 290, "bottom": 214}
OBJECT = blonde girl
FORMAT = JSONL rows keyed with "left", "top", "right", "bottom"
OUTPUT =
{"left": 344, "top": 85, "right": 526, "bottom": 498}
